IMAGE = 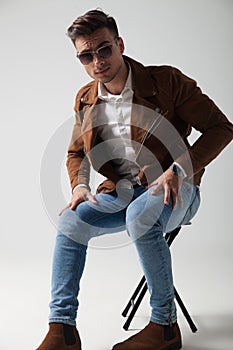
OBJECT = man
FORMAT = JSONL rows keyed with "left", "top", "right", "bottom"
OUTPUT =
{"left": 36, "top": 9, "right": 233, "bottom": 350}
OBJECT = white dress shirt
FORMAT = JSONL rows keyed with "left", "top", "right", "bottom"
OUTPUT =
{"left": 97, "top": 65, "right": 141, "bottom": 187}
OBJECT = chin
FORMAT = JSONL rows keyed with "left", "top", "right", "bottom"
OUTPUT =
{"left": 96, "top": 76, "right": 112, "bottom": 84}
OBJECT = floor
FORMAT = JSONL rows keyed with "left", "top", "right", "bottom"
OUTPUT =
{"left": 2, "top": 238, "right": 233, "bottom": 350}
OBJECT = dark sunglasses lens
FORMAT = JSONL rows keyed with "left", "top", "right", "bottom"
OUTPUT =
{"left": 78, "top": 45, "right": 113, "bottom": 64}
{"left": 98, "top": 46, "right": 112, "bottom": 59}
{"left": 79, "top": 53, "right": 93, "bottom": 65}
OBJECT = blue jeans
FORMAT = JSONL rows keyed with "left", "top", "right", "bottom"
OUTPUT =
{"left": 49, "top": 182, "right": 200, "bottom": 326}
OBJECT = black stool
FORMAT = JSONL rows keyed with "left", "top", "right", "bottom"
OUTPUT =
{"left": 121, "top": 227, "right": 198, "bottom": 332}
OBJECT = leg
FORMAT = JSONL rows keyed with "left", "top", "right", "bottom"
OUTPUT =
{"left": 129, "top": 214, "right": 177, "bottom": 326}
{"left": 49, "top": 233, "right": 87, "bottom": 326}
{"left": 36, "top": 233, "right": 85, "bottom": 349}
{"left": 50, "top": 191, "right": 130, "bottom": 322}
{"left": 112, "top": 183, "right": 200, "bottom": 349}
{"left": 37, "top": 191, "right": 129, "bottom": 350}
{"left": 126, "top": 182, "right": 200, "bottom": 325}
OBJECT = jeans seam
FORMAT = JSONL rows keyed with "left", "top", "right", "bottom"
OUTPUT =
{"left": 69, "top": 246, "right": 83, "bottom": 321}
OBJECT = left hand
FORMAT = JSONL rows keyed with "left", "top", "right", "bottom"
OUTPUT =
{"left": 148, "top": 168, "right": 183, "bottom": 210}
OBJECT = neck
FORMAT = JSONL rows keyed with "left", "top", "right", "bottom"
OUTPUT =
{"left": 104, "top": 61, "right": 129, "bottom": 95}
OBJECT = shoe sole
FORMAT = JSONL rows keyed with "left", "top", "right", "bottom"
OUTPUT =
{"left": 111, "top": 339, "right": 181, "bottom": 350}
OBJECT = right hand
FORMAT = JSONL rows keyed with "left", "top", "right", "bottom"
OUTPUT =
{"left": 59, "top": 187, "right": 98, "bottom": 216}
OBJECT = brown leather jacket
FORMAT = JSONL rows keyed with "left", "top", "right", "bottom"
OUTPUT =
{"left": 66, "top": 55, "right": 233, "bottom": 193}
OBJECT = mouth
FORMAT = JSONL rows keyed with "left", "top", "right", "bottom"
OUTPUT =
{"left": 95, "top": 67, "right": 110, "bottom": 75}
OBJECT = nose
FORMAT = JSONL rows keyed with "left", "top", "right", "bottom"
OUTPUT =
{"left": 92, "top": 53, "right": 104, "bottom": 65}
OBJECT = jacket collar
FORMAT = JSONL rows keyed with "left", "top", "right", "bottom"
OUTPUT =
{"left": 80, "top": 55, "right": 157, "bottom": 105}
{"left": 125, "top": 55, "right": 157, "bottom": 97}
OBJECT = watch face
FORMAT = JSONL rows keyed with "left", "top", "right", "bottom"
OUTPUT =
{"left": 173, "top": 164, "right": 179, "bottom": 175}
{"left": 172, "top": 164, "right": 182, "bottom": 176}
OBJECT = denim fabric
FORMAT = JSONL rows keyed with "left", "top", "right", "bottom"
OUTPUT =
{"left": 49, "top": 182, "right": 200, "bottom": 326}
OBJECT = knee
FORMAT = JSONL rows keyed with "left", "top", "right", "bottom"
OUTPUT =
{"left": 58, "top": 208, "right": 91, "bottom": 246}
{"left": 126, "top": 202, "right": 141, "bottom": 227}
{"left": 58, "top": 208, "right": 80, "bottom": 235}
{"left": 126, "top": 201, "right": 163, "bottom": 242}
{"left": 126, "top": 203, "right": 148, "bottom": 241}
{"left": 58, "top": 201, "right": 91, "bottom": 230}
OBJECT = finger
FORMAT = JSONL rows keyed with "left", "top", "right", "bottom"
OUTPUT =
{"left": 58, "top": 202, "right": 71, "bottom": 216}
{"left": 148, "top": 181, "right": 158, "bottom": 189}
{"left": 86, "top": 193, "right": 98, "bottom": 204}
{"left": 163, "top": 183, "right": 171, "bottom": 205}
{"left": 70, "top": 199, "right": 82, "bottom": 210}
{"left": 178, "top": 191, "right": 183, "bottom": 208}
{"left": 150, "top": 183, "right": 160, "bottom": 195}
{"left": 171, "top": 190, "right": 177, "bottom": 210}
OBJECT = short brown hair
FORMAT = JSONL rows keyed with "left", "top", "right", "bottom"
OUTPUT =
{"left": 67, "top": 9, "right": 119, "bottom": 44}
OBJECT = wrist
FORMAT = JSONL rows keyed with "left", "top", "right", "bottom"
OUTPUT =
{"left": 170, "top": 163, "right": 185, "bottom": 179}
{"left": 72, "top": 184, "right": 90, "bottom": 194}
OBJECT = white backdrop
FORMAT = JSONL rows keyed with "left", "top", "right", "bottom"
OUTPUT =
{"left": 0, "top": 1, "right": 232, "bottom": 349}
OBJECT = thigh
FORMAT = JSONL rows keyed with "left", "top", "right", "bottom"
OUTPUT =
{"left": 165, "top": 182, "right": 200, "bottom": 232}
{"left": 126, "top": 182, "right": 200, "bottom": 239}
{"left": 58, "top": 191, "right": 130, "bottom": 245}
{"left": 126, "top": 186, "right": 166, "bottom": 240}
{"left": 74, "top": 191, "right": 128, "bottom": 229}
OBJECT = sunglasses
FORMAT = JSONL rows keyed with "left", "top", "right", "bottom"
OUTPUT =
{"left": 76, "top": 38, "right": 118, "bottom": 65}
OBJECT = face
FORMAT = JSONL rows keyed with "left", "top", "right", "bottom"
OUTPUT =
{"left": 74, "top": 27, "right": 125, "bottom": 85}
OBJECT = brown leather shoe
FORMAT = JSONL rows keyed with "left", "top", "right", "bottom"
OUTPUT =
{"left": 112, "top": 321, "right": 182, "bottom": 350}
{"left": 36, "top": 323, "right": 81, "bottom": 350}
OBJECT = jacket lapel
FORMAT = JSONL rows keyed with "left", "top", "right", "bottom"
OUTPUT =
{"left": 79, "top": 56, "right": 162, "bottom": 152}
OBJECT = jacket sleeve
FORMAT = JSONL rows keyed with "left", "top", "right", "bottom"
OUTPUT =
{"left": 171, "top": 67, "right": 233, "bottom": 177}
{"left": 66, "top": 104, "right": 91, "bottom": 192}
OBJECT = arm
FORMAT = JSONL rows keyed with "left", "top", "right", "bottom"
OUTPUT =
{"left": 63, "top": 105, "right": 97, "bottom": 212}
{"left": 66, "top": 81, "right": 99, "bottom": 191}
{"left": 150, "top": 68, "right": 233, "bottom": 208}
{"left": 171, "top": 67, "right": 233, "bottom": 176}
{"left": 66, "top": 111, "right": 91, "bottom": 191}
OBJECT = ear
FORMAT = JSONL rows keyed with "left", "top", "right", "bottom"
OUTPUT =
{"left": 117, "top": 37, "right": 125, "bottom": 54}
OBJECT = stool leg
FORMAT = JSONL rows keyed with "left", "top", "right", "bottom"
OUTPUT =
{"left": 122, "top": 282, "right": 198, "bottom": 332}
{"left": 123, "top": 282, "right": 148, "bottom": 330}
{"left": 174, "top": 287, "right": 198, "bottom": 333}
{"left": 165, "top": 227, "right": 181, "bottom": 247}
{"left": 121, "top": 227, "right": 197, "bottom": 332}
{"left": 122, "top": 228, "right": 180, "bottom": 322}
{"left": 122, "top": 276, "right": 146, "bottom": 317}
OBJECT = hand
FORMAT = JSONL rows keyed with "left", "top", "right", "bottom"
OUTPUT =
{"left": 59, "top": 187, "right": 98, "bottom": 216}
{"left": 148, "top": 168, "right": 183, "bottom": 210}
